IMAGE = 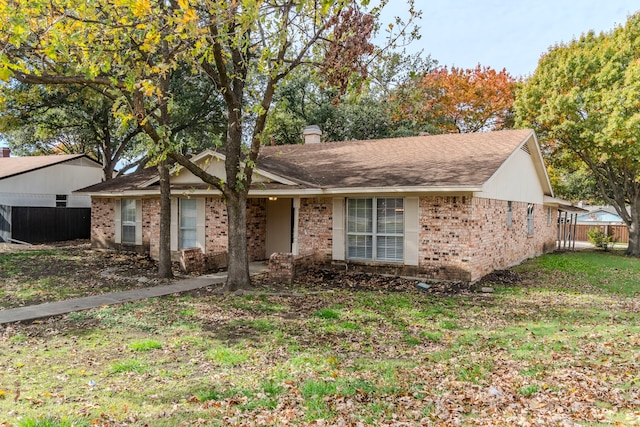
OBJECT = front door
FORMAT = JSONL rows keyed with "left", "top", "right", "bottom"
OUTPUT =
{"left": 265, "top": 198, "right": 292, "bottom": 257}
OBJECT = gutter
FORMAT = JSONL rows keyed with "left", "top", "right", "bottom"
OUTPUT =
{"left": 80, "top": 185, "right": 483, "bottom": 198}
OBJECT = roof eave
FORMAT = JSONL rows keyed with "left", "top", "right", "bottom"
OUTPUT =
{"left": 86, "top": 185, "right": 483, "bottom": 198}
{"left": 139, "top": 150, "right": 300, "bottom": 188}
{"left": 527, "top": 132, "right": 554, "bottom": 197}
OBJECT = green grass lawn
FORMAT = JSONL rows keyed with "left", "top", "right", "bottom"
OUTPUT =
{"left": 0, "top": 249, "right": 639, "bottom": 426}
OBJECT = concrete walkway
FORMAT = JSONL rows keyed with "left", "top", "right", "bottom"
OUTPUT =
{"left": 0, "top": 262, "right": 269, "bottom": 325}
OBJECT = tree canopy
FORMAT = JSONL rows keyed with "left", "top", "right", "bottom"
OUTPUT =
{"left": 0, "top": 82, "right": 148, "bottom": 179}
{"left": 515, "top": 12, "right": 640, "bottom": 256}
{"left": 264, "top": 51, "right": 436, "bottom": 145}
{"left": 392, "top": 65, "right": 516, "bottom": 134}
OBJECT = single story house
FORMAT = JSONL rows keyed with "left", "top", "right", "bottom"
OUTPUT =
{"left": 0, "top": 150, "right": 103, "bottom": 242}
{"left": 79, "top": 129, "right": 563, "bottom": 282}
{"left": 576, "top": 205, "right": 626, "bottom": 225}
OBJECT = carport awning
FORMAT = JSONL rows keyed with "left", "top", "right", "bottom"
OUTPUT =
{"left": 558, "top": 205, "right": 588, "bottom": 213}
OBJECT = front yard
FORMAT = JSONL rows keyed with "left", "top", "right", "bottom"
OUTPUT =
{"left": 0, "top": 245, "right": 638, "bottom": 426}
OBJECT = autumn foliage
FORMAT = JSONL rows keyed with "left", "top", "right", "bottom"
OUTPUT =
{"left": 320, "top": 6, "right": 375, "bottom": 97}
{"left": 393, "top": 65, "right": 516, "bottom": 133}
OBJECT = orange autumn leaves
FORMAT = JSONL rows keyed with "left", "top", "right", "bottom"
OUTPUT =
{"left": 393, "top": 65, "right": 516, "bottom": 134}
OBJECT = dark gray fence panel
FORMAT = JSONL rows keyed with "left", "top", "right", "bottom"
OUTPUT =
{"left": 11, "top": 207, "right": 91, "bottom": 243}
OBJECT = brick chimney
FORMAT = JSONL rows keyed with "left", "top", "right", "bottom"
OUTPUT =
{"left": 303, "top": 125, "right": 322, "bottom": 144}
{"left": 0, "top": 147, "right": 10, "bottom": 158}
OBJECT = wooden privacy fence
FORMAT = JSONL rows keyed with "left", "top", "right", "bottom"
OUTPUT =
{"left": 574, "top": 224, "right": 629, "bottom": 243}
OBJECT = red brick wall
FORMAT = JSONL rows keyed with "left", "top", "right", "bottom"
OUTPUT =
{"left": 298, "top": 197, "right": 333, "bottom": 260}
{"left": 418, "top": 196, "right": 474, "bottom": 281}
{"left": 92, "top": 194, "right": 557, "bottom": 281}
{"left": 203, "top": 197, "right": 266, "bottom": 261}
{"left": 91, "top": 198, "right": 115, "bottom": 250}
{"left": 92, "top": 197, "right": 154, "bottom": 254}
{"left": 144, "top": 198, "right": 159, "bottom": 258}
{"left": 247, "top": 198, "right": 267, "bottom": 261}
{"left": 417, "top": 196, "right": 557, "bottom": 281}
{"left": 205, "top": 198, "right": 227, "bottom": 254}
{"left": 92, "top": 196, "right": 267, "bottom": 261}
{"left": 467, "top": 199, "right": 556, "bottom": 280}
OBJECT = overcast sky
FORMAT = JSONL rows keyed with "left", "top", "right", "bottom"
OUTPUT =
{"left": 405, "top": 1, "right": 636, "bottom": 77}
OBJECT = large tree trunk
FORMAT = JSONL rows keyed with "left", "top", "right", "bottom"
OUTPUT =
{"left": 102, "top": 157, "right": 115, "bottom": 181}
{"left": 224, "top": 191, "right": 251, "bottom": 291}
{"left": 158, "top": 161, "right": 173, "bottom": 279}
{"left": 626, "top": 199, "right": 640, "bottom": 257}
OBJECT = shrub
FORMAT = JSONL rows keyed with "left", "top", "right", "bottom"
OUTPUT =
{"left": 586, "top": 227, "right": 617, "bottom": 251}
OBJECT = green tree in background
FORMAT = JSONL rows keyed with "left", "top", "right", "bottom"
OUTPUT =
{"left": 0, "top": 82, "right": 146, "bottom": 180}
{"left": 264, "top": 50, "right": 435, "bottom": 145}
{"left": 515, "top": 13, "right": 640, "bottom": 256}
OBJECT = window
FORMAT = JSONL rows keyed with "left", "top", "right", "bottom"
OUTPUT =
{"left": 180, "top": 198, "right": 197, "bottom": 249}
{"left": 121, "top": 199, "right": 136, "bottom": 244}
{"left": 546, "top": 206, "right": 552, "bottom": 225}
{"left": 347, "top": 197, "right": 404, "bottom": 262}
{"left": 56, "top": 194, "right": 67, "bottom": 208}
{"left": 507, "top": 201, "right": 512, "bottom": 228}
{"left": 527, "top": 204, "right": 535, "bottom": 235}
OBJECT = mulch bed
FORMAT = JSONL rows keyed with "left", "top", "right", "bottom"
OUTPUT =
{"left": 251, "top": 267, "right": 520, "bottom": 296}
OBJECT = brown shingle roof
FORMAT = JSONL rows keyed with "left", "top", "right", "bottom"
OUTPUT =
{"left": 80, "top": 129, "right": 536, "bottom": 193}
{"left": 0, "top": 154, "right": 98, "bottom": 180}
{"left": 76, "top": 167, "right": 158, "bottom": 193}
{"left": 258, "top": 129, "right": 534, "bottom": 188}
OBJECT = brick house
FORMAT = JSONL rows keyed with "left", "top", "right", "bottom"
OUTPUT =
{"left": 80, "top": 129, "right": 563, "bottom": 282}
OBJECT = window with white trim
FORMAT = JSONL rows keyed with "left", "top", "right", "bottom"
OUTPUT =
{"left": 507, "top": 201, "right": 512, "bottom": 228}
{"left": 180, "top": 198, "right": 197, "bottom": 249}
{"left": 121, "top": 199, "right": 137, "bottom": 244}
{"left": 546, "top": 206, "right": 552, "bottom": 225}
{"left": 527, "top": 204, "right": 535, "bottom": 235}
{"left": 347, "top": 197, "right": 404, "bottom": 262}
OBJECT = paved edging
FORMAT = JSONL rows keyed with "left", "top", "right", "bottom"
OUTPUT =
{"left": 0, "top": 261, "right": 274, "bottom": 325}
{"left": 0, "top": 275, "right": 229, "bottom": 325}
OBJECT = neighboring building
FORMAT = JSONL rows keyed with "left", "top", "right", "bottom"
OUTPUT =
{"left": 576, "top": 205, "right": 626, "bottom": 225}
{"left": 0, "top": 151, "right": 103, "bottom": 208}
{"left": 80, "top": 129, "right": 563, "bottom": 282}
{"left": 0, "top": 151, "right": 103, "bottom": 242}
